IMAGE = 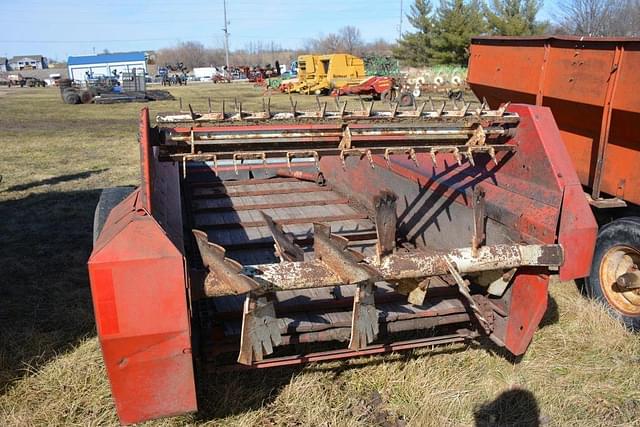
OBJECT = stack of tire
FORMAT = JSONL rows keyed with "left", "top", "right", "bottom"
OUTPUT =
{"left": 59, "top": 79, "right": 93, "bottom": 104}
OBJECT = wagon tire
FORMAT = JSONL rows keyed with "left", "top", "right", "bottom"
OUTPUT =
{"left": 63, "top": 91, "right": 81, "bottom": 104}
{"left": 585, "top": 217, "right": 640, "bottom": 330}
{"left": 93, "top": 187, "right": 135, "bottom": 245}
{"left": 399, "top": 92, "right": 414, "bottom": 107}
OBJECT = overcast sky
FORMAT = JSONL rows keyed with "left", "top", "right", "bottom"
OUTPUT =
{"left": 0, "top": 0, "right": 558, "bottom": 61}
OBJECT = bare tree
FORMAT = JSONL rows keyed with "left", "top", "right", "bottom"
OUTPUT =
{"left": 339, "top": 26, "right": 364, "bottom": 54}
{"left": 556, "top": 0, "right": 640, "bottom": 36}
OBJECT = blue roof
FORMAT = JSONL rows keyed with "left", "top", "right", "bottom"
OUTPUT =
{"left": 68, "top": 52, "right": 146, "bottom": 66}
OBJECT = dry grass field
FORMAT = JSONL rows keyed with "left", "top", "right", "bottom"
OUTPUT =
{"left": 0, "top": 83, "right": 638, "bottom": 427}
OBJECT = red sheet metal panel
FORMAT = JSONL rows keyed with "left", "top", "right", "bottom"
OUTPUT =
{"left": 506, "top": 104, "right": 598, "bottom": 280}
{"left": 504, "top": 272, "right": 548, "bottom": 355}
{"left": 88, "top": 190, "right": 196, "bottom": 425}
{"left": 468, "top": 36, "right": 640, "bottom": 204}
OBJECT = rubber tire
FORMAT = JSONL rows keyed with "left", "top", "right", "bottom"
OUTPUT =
{"left": 399, "top": 93, "right": 415, "bottom": 107}
{"left": 585, "top": 216, "right": 640, "bottom": 330}
{"left": 63, "top": 91, "right": 81, "bottom": 104}
{"left": 93, "top": 187, "right": 135, "bottom": 246}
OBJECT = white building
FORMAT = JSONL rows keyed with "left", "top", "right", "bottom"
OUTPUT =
{"left": 67, "top": 52, "right": 147, "bottom": 81}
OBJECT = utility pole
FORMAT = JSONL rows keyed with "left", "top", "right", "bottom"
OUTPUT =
{"left": 222, "top": 0, "right": 230, "bottom": 77}
{"left": 399, "top": 0, "right": 403, "bottom": 40}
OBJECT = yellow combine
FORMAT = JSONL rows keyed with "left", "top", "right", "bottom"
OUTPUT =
{"left": 287, "top": 53, "right": 366, "bottom": 95}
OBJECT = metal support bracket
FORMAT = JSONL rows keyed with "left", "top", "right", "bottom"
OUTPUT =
{"left": 445, "top": 257, "right": 494, "bottom": 334}
{"left": 192, "top": 229, "right": 261, "bottom": 296}
{"left": 472, "top": 186, "right": 486, "bottom": 257}
{"left": 261, "top": 211, "right": 304, "bottom": 262}
{"left": 314, "top": 222, "right": 378, "bottom": 284}
{"left": 374, "top": 190, "right": 398, "bottom": 263}
{"left": 237, "top": 294, "right": 282, "bottom": 365}
{"left": 349, "top": 281, "right": 379, "bottom": 350}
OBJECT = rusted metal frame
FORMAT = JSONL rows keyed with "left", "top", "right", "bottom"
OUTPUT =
{"left": 206, "top": 289, "right": 464, "bottom": 322}
{"left": 192, "top": 229, "right": 260, "bottom": 296}
{"left": 138, "top": 108, "right": 153, "bottom": 213}
{"left": 349, "top": 282, "right": 379, "bottom": 350}
{"left": 168, "top": 117, "right": 519, "bottom": 138}
{"left": 260, "top": 211, "right": 304, "bottom": 262}
{"left": 237, "top": 294, "right": 282, "bottom": 365}
{"left": 207, "top": 313, "right": 472, "bottom": 355}
{"left": 585, "top": 193, "right": 627, "bottom": 208}
{"left": 191, "top": 197, "right": 350, "bottom": 214}
{"left": 216, "top": 230, "right": 379, "bottom": 252}
{"left": 170, "top": 144, "right": 516, "bottom": 163}
{"left": 188, "top": 177, "right": 298, "bottom": 188}
{"left": 213, "top": 331, "right": 478, "bottom": 370}
{"left": 247, "top": 244, "right": 564, "bottom": 290}
{"left": 190, "top": 186, "right": 333, "bottom": 200}
{"left": 198, "top": 213, "right": 369, "bottom": 230}
{"left": 156, "top": 107, "right": 519, "bottom": 124}
{"left": 592, "top": 44, "right": 624, "bottom": 200}
{"left": 313, "top": 223, "right": 381, "bottom": 349}
{"left": 165, "top": 127, "right": 509, "bottom": 145}
{"left": 536, "top": 41, "right": 550, "bottom": 105}
{"left": 374, "top": 191, "right": 398, "bottom": 262}
{"left": 471, "top": 186, "right": 486, "bottom": 257}
{"left": 444, "top": 258, "right": 493, "bottom": 334}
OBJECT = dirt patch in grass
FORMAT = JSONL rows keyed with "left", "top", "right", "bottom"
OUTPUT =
{"left": 0, "top": 84, "right": 638, "bottom": 426}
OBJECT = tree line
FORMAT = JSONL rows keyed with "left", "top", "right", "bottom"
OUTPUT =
{"left": 156, "top": 0, "right": 640, "bottom": 71}
{"left": 396, "top": 0, "right": 640, "bottom": 66}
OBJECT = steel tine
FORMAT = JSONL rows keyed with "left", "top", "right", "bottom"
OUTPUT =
{"left": 179, "top": 97, "right": 183, "bottom": 111}
{"left": 366, "top": 150, "right": 375, "bottom": 169}
{"left": 476, "top": 99, "right": 486, "bottom": 117}
{"left": 316, "top": 95, "right": 322, "bottom": 111}
{"left": 208, "top": 97, "right": 212, "bottom": 113}
{"left": 437, "top": 101, "right": 446, "bottom": 117}
{"left": 489, "top": 146, "right": 498, "bottom": 165}
{"left": 452, "top": 98, "right": 459, "bottom": 110}
{"left": 409, "top": 148, "right": 418, "bottom": 167}
{"left": 497, "top": 101, "right": 511, "bottom": 116}
{"left": 384, "top": 149, "right": 392, "bottom": 168}
{"left": 221, "top": 99, "right": 226, "bottom": 118}
{"left": 430, "top": 148, "right": 438, "bottom": 167}
{"left": 462, "top": 102, "right": 470, "bottom": 116}
{"left": 428, "top": 96, "right": 435, "bottom": 112}
{"left": 390, "top": 102, "right": 399, "bottom": 117}
{"left": 453, "top": 147, "right": 462, "bottom": 166}
{"left": 262, "top": 98, "right": 266, "bottom": 112}
{"left": 238, "top": 101, "right": 243, "bottom": 119}
{"left": 339, "top": 101, "right": 347, "bottom": 117}
{"left": 335, "top": 95, "right": 341, "bottom": 108}
{"left": 267, "top": 97, "right": 271, "bottom": 116}
{"left": 417, "top": 101, "right": 426, "bottom": 115}
{"left": 366, "top": 101, "right": 374, "bottom": 117}
{"left": 188, "top": 104, "right": 197, "bottom": 121}
{"left": 466, "top": 148, "right": 476, "bottom": 167}
{"left": 358, "top": 95, "right": 365, "bottom": 111}
{"left": 234, "top": 97, "right": 239, "bottom": 111}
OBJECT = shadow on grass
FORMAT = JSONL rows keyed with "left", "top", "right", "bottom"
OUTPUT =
{"left": 193, "top": 344, "right": 470, "bottom": 420}
{"left": 0, "top": 189, "right": 100, "bottom": 393}
{"left": 539, "top": 293, "right": 560, "bottom": 328}
{"left": 1, "top": 169, "right": 107, "bottom": 193}
{"left": 474, "top": 388, "right": 540, "bottom": 427}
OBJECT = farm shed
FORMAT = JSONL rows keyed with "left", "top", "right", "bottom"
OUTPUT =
{"left": 67, "top": 52, "right": 147, "bottom": 81}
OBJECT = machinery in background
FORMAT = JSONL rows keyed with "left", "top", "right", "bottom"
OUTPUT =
{"left": 283, "top": 53, "right": 366, "bottom": 95}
